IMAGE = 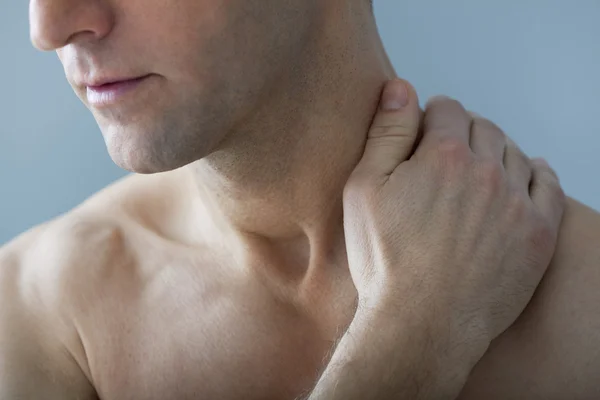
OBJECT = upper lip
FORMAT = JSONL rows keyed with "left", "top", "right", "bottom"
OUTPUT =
{"left": 80, "top": 74, "right": 149, "bottom": 88}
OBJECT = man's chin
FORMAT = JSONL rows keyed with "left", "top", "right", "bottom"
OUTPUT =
{"left": 99, "top": 118, "right": 218, "bottom": 174}
{"left": 108, "top": 151, "right": 159, "bottom": 175}
{"left": 102, "top": 129, "right": 167, "bottom": 174}
{"left": 105, "top": 137, "right": 197, "bottom": 175}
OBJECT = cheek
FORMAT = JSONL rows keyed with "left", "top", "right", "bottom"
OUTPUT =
{"left": 121, "top": 0, "right": 232, "bottom": 78}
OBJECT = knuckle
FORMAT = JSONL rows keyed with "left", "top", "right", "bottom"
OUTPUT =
{"left": 505, "top": 139, "right": 527, "bottom": 159}
{"left": 506, "top": 192, "right": 529, "bottom": 221}
{"left": 369, "top": 123, "right": 414, "bottom": 139}
{"left": 472, "top": 115, "right": 503, "bottom": 134}
{"left": 505, "top": 135, "right": 519, "bottom": 148}
{"left": 535, "top": 167, "right": 565, "bottom": 201}
{"left": 427, "top": 95, "right": 463, "bottom": 110}
{"left": 474, "top": 160, "right": 504, "bottom": 192}
{"left": 551, "top": 181, "right": 566, "bottom": 203}
{"left": 432, "top": 141, "right": 472, "bottom": 182}
{"left": 429, "top": 143, "right": 471, "bottom": 182}
{"left": 517, "top": 148, "right": 532, "bottom": 167}
{"left": 476, "top": 130, "right": 504, "bottom": 150}
{"left": 527, "top": 220, "right": 556, "bottom": 253}
{"left": 434, "top": 137, "right": 471, "bottom": 166}
{"left": 551, "top": 187, "right": 567, "bottom": 215}
{"left": 467, "top": 110, "right": 482, "bottom": 119}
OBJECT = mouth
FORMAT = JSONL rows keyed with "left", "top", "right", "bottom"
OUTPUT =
{"left": 85, "top": 74, "right": 152, "bottom": 107}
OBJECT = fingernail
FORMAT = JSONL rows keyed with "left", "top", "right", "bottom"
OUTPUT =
{"left": 381, "top": 80, "right": 409, "bottom": 111}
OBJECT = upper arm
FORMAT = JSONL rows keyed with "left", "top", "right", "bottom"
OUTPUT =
{"left": 459, "top": 197, "right": 600, "bottom": 399}
{"left": 0, "top": 231, "right": 98, "bottom": 400}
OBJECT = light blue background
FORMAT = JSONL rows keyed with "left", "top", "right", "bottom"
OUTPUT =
{"left": 1, "top": 1, "right": 599, "bottom": 245}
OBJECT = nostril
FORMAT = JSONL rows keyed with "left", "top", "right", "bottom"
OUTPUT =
{"left": 65, "top": 30, "right": 104, "bottom": 47}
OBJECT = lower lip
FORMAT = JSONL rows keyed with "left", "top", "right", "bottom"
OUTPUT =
{"left": 86, "top": 75, "right": 150, "bottom": 106}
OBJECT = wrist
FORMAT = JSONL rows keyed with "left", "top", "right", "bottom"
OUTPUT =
{"left": 351, "top": 300, "right": 482, "bottom": 396}
{"left": 358, "top": 293, "right": 491, "bottom": 360}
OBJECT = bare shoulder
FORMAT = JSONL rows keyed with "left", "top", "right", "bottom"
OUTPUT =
{"left": 0, "top": 170, "right": 157, "bottom": 340}
{"left": 0, "top": 201, "right": 132, "bottom": 322}
{"left": 0, "top": 166, "right": 202, "bottom": 306}
{"left": 0, "top": 166, "right": 209, "bottom": 326}
{"left": 461, "top": 197, "right": 600, "bottom": 399}
{"left": 0, "top": 212, "right": 109, "bottom": 398}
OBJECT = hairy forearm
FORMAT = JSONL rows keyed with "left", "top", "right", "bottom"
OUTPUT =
{"left": 306, "top": 308, "right": 476, "bottom": 400}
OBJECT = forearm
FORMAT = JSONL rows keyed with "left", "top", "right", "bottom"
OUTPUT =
{"left": 307, "top": 309, "right": 475, "bottom": 400}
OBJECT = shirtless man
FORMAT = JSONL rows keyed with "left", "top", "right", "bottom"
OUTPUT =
{"left": 1, "top": 0, "right": 597, "bottom": 398}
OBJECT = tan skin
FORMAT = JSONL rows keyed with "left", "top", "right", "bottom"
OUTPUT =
{"left": 0, "top": 0, "right": 598, "bottom": 398}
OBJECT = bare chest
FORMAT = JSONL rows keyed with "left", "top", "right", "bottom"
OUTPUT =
{"left": 78, "top": 263, "right": 342, "bottom": 400}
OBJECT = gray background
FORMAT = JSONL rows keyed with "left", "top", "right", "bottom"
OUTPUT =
{"left": 1, "top": 1, "right": 599, "bottom": 245}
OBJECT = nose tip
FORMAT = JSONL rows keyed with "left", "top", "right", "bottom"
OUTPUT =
{"left": 29, "top": 9, "right": 60, "bottom": 51}
{"left": 29, "top": 0, "right": 114, "bottom": 51}
{"left": 29, "top": 1, "right": 55, "bottom": 51}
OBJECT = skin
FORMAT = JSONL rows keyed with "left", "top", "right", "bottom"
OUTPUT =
{"left": 0, "top": 0, "right": 598, "bottom": 398}
{"left": 308, "top": 81, "right": 566, "bottom": 400}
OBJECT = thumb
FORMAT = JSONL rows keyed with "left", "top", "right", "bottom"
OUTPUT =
{"left": 357, "top": 79, "right": 421, "bottom": 176}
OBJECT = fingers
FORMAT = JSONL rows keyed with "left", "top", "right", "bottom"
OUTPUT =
{"left": 529, "top": 158, "right": 566, "bottom": 231}
{"left": 355, "top": 79, "right": 421, "bottom": 176}
{"left": 503, "top": 138, "right": 533, "bottom": 193}
{"left": 469, "top": 114, "right": 532, "bottom": 196}
{"left": 469, "top": 115, "right": 506, "bottom": 162}
{"left": 416, "top": 96, "right": 473, "bottom": 157}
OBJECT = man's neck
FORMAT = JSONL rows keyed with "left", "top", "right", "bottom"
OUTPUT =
{"left": 186, "top": 3, "right": 396, "bottom": 284}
